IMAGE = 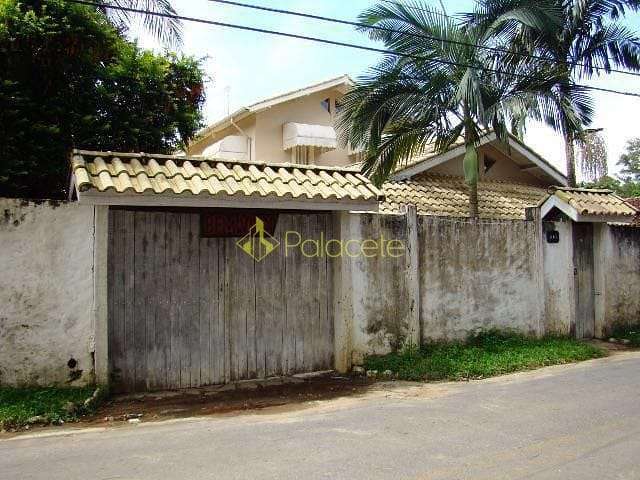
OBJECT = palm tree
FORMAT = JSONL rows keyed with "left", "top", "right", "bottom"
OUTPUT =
{"left": 338, "top": 1, "right": 558, "bottom": 217}
{"left": 98, "top": 0, "right": 182, "bottom": 46}
{"left": 470, "top": 0, "right": 640, "bottom": 186}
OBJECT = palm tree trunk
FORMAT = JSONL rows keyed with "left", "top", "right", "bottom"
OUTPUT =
{"left": 564, "top": 132, "right": 577, "bottom": 187}
{"left": 469, "top": 180, "right": 479, "bottom": 218}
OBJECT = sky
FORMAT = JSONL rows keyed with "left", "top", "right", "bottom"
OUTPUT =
{"left": 130, "top": 0, "right": 640, "bottom": 179}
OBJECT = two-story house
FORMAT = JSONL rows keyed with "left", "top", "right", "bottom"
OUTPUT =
{"left": 187, "top": 75, "right": 569, "bottom": 219}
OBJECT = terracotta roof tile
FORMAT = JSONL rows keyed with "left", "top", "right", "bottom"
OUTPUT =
{"left": 71, "top": 150, "right": 384, "bottom": 206}
{"left": 549, "top": 187, "right": 637, "bottom": 217}
{"left": 380, "top": 175, "right": 547, "bottom": 220}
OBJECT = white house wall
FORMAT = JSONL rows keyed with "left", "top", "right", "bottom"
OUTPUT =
{"left": 254, "top": 90, "right": 352, "bottom": 167}
{"left": 0, "top": 199, "right": 96, "bottom": 386}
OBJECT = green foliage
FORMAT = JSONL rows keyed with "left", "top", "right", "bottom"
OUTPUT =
{"left": 337, "top": 1, "right": 565, "bottom": 218}
{"left": 618, "top": 137, "right": 640, "bottom": 182}
{"left": 0, "top": 386, "right": 96, "bottom": 429}
{"left": 97, "top": 0, "right": 183, "bottom": 47}
{"left": 610, "top": 323, "right": 640, "bottom": 347}
{"left": 0, "top": 0, "right": 205, "bottom": 199}
{"left": 363, "top": 330, "right": 605, "bottom": 381}
{"left": 471, "top": 0, "right": 640, "bottom": 185}
{"left": 580, "top": 176, "right": 640, "bottom": 198}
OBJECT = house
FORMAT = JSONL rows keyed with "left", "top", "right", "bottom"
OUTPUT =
{"left": 187, "top": 75, "right": 568, "bottom": 220}
{"left": 2, "top": 76, "right": 639, "bottom": 392}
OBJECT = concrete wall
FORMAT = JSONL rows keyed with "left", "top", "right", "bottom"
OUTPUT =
{"left": 0, "top": 199, "right": 96, "bottom": 386}
{"left": 596, "top": 224, "right": 640, "bottom": 336}
{"left": 339, "top": 212, "right": 546, "bottom": 363}
{"left": 339, "top": 211, "right": 419, "bottom": 364}
{"left": 419, "top": 216, "right": 545, "bottom": 341}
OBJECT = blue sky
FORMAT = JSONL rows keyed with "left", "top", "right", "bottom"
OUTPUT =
{"left": 132, "top": 0, "right": 640, "bottom": 178}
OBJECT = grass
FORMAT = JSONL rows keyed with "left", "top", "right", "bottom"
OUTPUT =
{"left": 0, "top": 386, "right": 96, "bottom": 429}
{"left": 364, "top": 330, "right": 606, "bottom": 382}
{"left": 610, "top": 323, "right": 640, "bottom": 347}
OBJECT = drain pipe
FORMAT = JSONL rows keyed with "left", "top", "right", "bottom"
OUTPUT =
{"left": 230, "top": 117, "right": 252, "bottom": 161}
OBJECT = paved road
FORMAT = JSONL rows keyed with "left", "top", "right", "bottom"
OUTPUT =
{"left": 2, "top": 352, "right": 640, "bottom": 480}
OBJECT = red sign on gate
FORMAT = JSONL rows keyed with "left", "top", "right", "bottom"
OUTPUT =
{"left": 200, "top": 211, "right": 278, "bottom": 238}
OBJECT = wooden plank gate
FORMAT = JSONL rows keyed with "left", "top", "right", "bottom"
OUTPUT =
{"left": 107, "top": 209, "right": 335, "bottom": 392}
{"left": 573, "top": 222, "right": 595, "bottom": 339}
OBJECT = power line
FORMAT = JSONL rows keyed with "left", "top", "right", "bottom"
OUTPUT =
{"left": 208, "top": 0, "right": 640, "bottom": 79}
{"left": 379, "top": 0, "right": 463, "bottom": 19}
{"left": 67, "top": 0, "right": 640, "bottom": 98}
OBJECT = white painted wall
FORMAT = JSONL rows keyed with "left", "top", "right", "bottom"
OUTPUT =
{"left": 0, "top": 199, "right": 96, "bottom": 386}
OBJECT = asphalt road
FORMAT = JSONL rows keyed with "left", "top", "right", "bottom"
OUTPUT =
{"left": 2, "top": 352, "right": 640, "bottom": 480}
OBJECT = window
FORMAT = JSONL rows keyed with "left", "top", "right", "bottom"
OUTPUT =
{"left": 321, "top": 98, "right": 331, "bottom": 113}
{"left": 484, "top": 155, "right": 497, "bottom": 173}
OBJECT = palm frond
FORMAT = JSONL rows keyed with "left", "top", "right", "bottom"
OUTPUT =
{"left": 103, "top": 0, "right": 182, "bottom": 46}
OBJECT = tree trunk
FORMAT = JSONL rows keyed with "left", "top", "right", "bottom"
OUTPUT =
{"left": 469, "top": 180, "right": 479, "bottom": 218}
{"left": 564, "top": 132, "right": 577, "bottom": 187}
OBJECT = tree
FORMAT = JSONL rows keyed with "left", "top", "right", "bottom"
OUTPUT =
{"left": 96, "top": 0, "right": 183, "bottom": 46}
{"left": 578, "top": 128, "right": 608, "bottom": 182}
{"left": 338, "top": 1, "right": 558, "bottom": 217}
{"left": 618, "top": 137, "right": 640, "bottom": 182}
{"left": 471, "top": 0, "right": 640, "bottom": 186}
{"left": 0, "top": 0, "right": 204, "bottom": 199}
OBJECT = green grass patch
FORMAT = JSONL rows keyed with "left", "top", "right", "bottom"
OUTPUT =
{"left": 610, "top": 323, "right": 640, "bottom": 347}
{"left": 364, "top": 330, "right": 606, "bottom": 382}
{"left": 0, "top": 386, "right": 96, "bottom": 429}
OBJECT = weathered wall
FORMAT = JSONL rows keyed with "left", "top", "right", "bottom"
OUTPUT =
{"left": 0, "top": 199, "right": 96, "bottom": 386}
{"left": 542, "top": 220, "right": 575, "bottom": 336}
{"left": 342, "top": 212, "right": 419, "bottom": 363}
{"left": 419, "top": 217, "right": 545, "bottom": 341}
{"left": 343, "top": 213, "right": 546, "bottom": 362}
{"left": 597, "top": 225, "right": 640, "bottom": 335}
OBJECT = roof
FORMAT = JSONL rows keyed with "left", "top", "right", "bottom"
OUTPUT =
{"left": 391, "top": 133, "right": 567, "bottom": 186}
{"left": 539, "top": 187, "right": 638, "bottom": 223}
{"left": 380, "top": 175, "right": 547, "bottom": 220}
{"left": 69, "top": 150, "right": 383, "bottom": 211}
{"left": 190, "top": 75, "right": 353, "bottom": 150}
{"left": 625, "top": 198, "right": 640, "bottom": 226}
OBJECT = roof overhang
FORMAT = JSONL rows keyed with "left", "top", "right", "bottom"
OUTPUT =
{"left": 74, "top": 190, "right": 377, "bottom": 212}
{"left": 539, "top": 188, "right": 638, "bottom": 223}
{"left": 392, "top": 133, "right": 568, "bottom": 186}
{"left": 190, "top": 75, "right": 353, "bottom": 150}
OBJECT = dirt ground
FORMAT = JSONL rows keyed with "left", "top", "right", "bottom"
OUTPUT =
{"left": 82, "top": 373, "right": 376, "bottom": 427}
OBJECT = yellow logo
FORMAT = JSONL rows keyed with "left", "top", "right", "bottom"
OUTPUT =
{"left": 236, "top": 217, "right": 280, "bottom": 261}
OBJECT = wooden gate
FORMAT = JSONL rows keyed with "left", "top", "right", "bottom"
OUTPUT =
{"left": 107, "top": 209, "right": 334, "bottom": 392}
{"left": 573, "top": 223, "right": 595, "bottom": 339}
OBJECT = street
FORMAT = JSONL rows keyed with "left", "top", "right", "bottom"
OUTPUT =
{"left": 2, "top": 352, "right": 640, "bottom": 480}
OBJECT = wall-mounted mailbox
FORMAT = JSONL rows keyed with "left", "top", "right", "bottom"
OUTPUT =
{"left": 546, "top": 230, "right": 560, "bottom": 244}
